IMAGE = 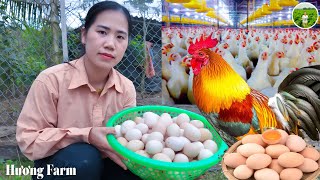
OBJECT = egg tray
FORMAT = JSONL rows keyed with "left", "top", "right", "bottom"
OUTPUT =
{"left": 222, "top": 140, "right": 320, "bottom": 180}
{"left": 106, "top": 105, "right": 229, "bottom": 180}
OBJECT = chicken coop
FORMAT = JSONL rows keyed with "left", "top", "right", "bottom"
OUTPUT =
{"left": 162, "top": 0, "right": 320, "bottom": 105}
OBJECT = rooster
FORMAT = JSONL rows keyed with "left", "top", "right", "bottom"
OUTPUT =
{"left": 188, "top": 35, "right": 320, "bottom": 146}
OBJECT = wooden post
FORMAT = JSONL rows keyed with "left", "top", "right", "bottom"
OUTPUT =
{"left": 50, "top": 0, "right": 61, "bottom": 65}
{"left": 60, "top": 0, "right": 69, "bottom": 62}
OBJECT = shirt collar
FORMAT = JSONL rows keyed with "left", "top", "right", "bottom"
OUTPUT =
{"left": 68, "top": 57, "right": 123, "bottom": 94}
{"left": 103, "top": 68, "right": 123, "bottom": 94}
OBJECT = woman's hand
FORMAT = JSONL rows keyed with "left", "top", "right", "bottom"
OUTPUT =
{"left": 88, "top": 127, "right": 127, "bottom": 170}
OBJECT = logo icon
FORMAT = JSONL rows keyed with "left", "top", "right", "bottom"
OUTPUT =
{"left": 292, "top": 2, "right": 319, "bottom": 29}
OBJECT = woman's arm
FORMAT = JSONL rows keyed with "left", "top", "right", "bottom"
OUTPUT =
{"left": 16, "top": 78, "right": 92, "bottom": 161}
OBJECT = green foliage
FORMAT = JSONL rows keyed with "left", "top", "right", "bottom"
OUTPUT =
{"left": 67, "top": 30, "right": 83, "bottom": 60}
{"left": 0, "top": 158, "right": 33, "bottom": 180}
{"left": 200, "top": 170, "right": 227, "bottom": 180}
{"left": 293, "top": 8, "right": 318, "bottom": 28}
{"left": 124, "top": 0, "right": 154, "bottom": 12}
{"left": 0, "top": 24, "right": 49, "bottom": 95}
{"left": 128, "top": 35, "right": 145, "bottom": 67}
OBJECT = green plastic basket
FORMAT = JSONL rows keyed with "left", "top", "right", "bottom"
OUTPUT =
{"left": 106, "top": 105, "right": 228, "bottom": 180}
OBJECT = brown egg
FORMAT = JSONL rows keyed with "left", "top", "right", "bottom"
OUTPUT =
{"left": 266, "top": 144, "right": 290, "bottom": 158}
{"left": 276, "top": 129, "right": 288, "bottom": 145}
{"left": 280, "top": 168, "right": 303, "bottom": 180}
{"left": 297, "top": 158, "right": 319, "bottom": 173}
{"left": 224, "top": 153, "right": 247, "bottom": 168}
{"left": 285, "top": 135, "right": 306, "bottom": 152}
{"left": 241, "top": 134, "right": 267, "bottom": 147}
{"left": 254, "top": 168, "right": 279, "bottom": 180}
{"left": 237, "top": 143, "right": 265, "bottom": 157}
{"left": 233, "top": 165, "right": 254, "bottom": 179}
{"left": 300, "top": 147, "right": 320, "bottom": 161}
{"left": 278, "top": 152, "right": 304, "bottom": 168}
{"left": 268, "top": 159, "right": 284, "bottom": 174}
{"left": 261, "top": 129, "right": 282, "bottom": 145}
{"left": 246, "top": 154, "right": 272, "bottom": 170}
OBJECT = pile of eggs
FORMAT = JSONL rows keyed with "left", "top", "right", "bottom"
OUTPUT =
{"left": 115, "top": 112, "right": 218, "bottom": 162}
{"left": 224, "top": 129, "right": 320, "bottom": 180}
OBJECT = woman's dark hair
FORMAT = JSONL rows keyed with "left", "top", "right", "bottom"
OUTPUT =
{"left": 84, "top": 1, "right": 132, "bottom": 36}
{"left": 68, "top": 1, "right": 132, "bottom": 62}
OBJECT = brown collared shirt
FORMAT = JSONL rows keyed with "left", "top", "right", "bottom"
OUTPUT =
{"left": 16, "top": 57, "right": 136, "bottom": 160}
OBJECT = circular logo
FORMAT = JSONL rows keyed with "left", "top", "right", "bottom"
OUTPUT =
{"left": 292, "top": 2, "right": 319, "bottom": 29}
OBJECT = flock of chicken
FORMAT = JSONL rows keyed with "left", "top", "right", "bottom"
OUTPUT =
{"left": 162, "top": 27, "right": 320, "bottom": 104}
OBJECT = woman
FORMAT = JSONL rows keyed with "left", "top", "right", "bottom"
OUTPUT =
{"left": 16, "top": 1, "right": 140, "bottom": 179}
{"left": 302, "top": 11, "right": 308, "bottom": 28}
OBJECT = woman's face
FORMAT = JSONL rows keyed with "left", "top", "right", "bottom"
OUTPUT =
{"left": 304, "top": 12, "right": 307, "bottom": 15}
{"left": 81, "top": 10, "right": 129, "bottom": 70}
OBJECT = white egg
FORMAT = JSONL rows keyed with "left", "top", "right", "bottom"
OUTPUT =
{"left": 143, "top": 112, "right": 160, "bottom": 128}
{"left": 152, "top": 122, "right": 167, "bottom": 135}
{"left": 147, "top": 132, "right": 164, "bottom": 142}
{"left": 135, "top": 123, "right": 148, "bottom": 134}
{"left": 198, "top": 149, "right": 213, "bottom": 160}
{"left": 203, "top": 140, "right": 218, "bottom": 154}
{"left": 179, "top": 136, "right": 191, "bottom": 146}
{"left": 179, "top": 122, "right": 191, "bottom": 130}
{"left": 176, "top": 113, "right": 190, "bottom": 125}
{"left": 120, "top": 120, "right": 136, "bottom": 134}
{"left": 180, "top": 129, "right": 184, "bottom": 136}
{"left": 115, "top": 125, "right": 122, "bottom": 137}
{"left": 135, "top": 150, "right": 150, "bottom": 158}
{"left": 126, "top": 140, "right": 144, "bottom": 152}
{"left": 173, "top": 153, "right": 189, "bottom": 162}
{"left": 184, "top": 124, "right": 201, "bottom": 142}
{"left": 166, "top": 123, "right": 180, "bottom": 137}
{"left": 193, "top": 141, "right": 205, "bottom": 150}
{"left": 125, "top": 128, "right": 142, "bottom": 141}
{"left": 165, "top": 137, "right": 184, "bottom": 152}
{"left": 190, "top": 120, "right": 204, "bottom": 128}
{"left": 159, "top": 113, "right": 173, "bottom": 127}
{"left": 161, "top": 148, "right": 175, "bottom": 160}
{"left": 134, "top": 116, "right": 144, "bottom": 124}
{"left": 183, "top": 142, "right": 201, "bottom": 158}
{"left": 117, "top": 137, "right": 128, "bottom": 146}
{"left": 141, "top": 134, "right": 149, "bottom": 144}
{"left": 152, "top": 153, "right": 172, "bottom": 162}
{"left": 145, "top": 140, "right": 163, "bottom": 155}
{"left": 199, "top": 128, "right": 213, "bottom": 142}
{"left": 172, "top": 117, "right": 177, "bottom": 123}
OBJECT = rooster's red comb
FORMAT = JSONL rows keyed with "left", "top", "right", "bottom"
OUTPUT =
{"left": 188, "top": 33, "right": 218, "bottom": 55}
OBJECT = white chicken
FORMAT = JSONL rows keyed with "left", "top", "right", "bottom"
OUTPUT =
{"left": 247, "top": 36, "right": 261, "bottom": 66}
{"left": 296, "top": 46, "right": 314, "bottom": 68}
{"left": 272, "top": 68, "right": 296, "bottom": 90}
{"left": 162, "top": 79, "right": 175, "bottom": 105}
{"left": 247, "top": 51, "right": 272, "bottom": 91}
{"left": 311, "top": 42, "right": 320, "bottom": 65}
{"left": 287, "top": 35, "right": 301, "bottom": 68}
{"left": 237, "top": 40, "right": 253, "bottom": 69}
{"left": 181, "top": 56, "right": 195, "bottom": 104}
{"left": 268, "top": 51, "right": 286, "bottom": 76}
{"left": 162, "top": 44, "right": 174, "bottom": 81}
{"left": 166, "top": 53, "right": 188, "bottom": 100}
